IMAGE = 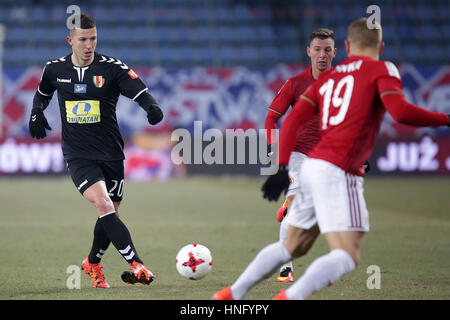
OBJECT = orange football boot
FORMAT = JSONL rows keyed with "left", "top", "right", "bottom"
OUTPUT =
{"left": 276, "top": 267, "right": 294, "bottom": 282}
{"left": 121, "top": 261, "right": 154, "bottom": 285}
{"left": 272, "top": 289, "right": 289, "bottom": 300}
{"left": 213, "top": 286, "right": 234, "bottom": 300}
{"left": 81, "top": 257, "right": 110, "bottom": 288}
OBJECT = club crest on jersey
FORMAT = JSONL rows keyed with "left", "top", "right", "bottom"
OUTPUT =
{"left": 93, "top": 76, "right": 105, "bottom": 88}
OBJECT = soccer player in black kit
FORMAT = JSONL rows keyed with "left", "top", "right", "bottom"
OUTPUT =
{"left": 28, "top": 14, "right": 163, "bottom": 288}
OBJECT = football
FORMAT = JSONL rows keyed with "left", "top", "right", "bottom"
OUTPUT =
{"left": 175, "top": 243, "right": 213, "bottom": 280}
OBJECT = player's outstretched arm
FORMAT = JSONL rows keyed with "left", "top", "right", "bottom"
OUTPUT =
{"left": 135, "top": 92, "right": 164, "bottom": 125}
{"left": 381, "top": 92, "right": 449, "bottom": 127}
{"left": 29, "top": 91, "right": 52, "bottom": 139}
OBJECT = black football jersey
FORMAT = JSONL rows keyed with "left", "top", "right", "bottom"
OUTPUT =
{"left": 37, "top": 52, "right": 148, "bottom": 161}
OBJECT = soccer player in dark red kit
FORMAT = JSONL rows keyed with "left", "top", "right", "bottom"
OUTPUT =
{"left": 214, "top": 17, "right": 449, "bottom": 300}
{"left": 264, "top": 28, "right": 336, "bottom": 282}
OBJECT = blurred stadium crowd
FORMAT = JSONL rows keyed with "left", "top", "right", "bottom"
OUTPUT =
{"left": 1, "top": 0, "right": 449, "bottom": 68}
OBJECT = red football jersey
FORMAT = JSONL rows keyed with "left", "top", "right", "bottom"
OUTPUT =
{"left": 279, "top": 55, "right": 448, "bottom": 176}
{"left": 265, "top": 67, "right": 320, "bottom": 154}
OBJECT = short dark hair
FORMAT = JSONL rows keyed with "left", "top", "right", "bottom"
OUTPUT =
{"left": 310, "top": 28, "right": 335, "bottom": 42}
{"left": 68, "top": 13, "right": 96, "bottom": 35}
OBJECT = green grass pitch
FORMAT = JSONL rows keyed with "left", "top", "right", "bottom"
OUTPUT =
{"left": 0, "top": 176, "right": 449, "bottom": 300}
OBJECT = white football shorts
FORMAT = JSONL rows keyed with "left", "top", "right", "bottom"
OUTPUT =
{"left": 286, "top": 158, "right": 370, "bottom": 234}
{"left": 286, "top": 151, "right": 307, "bottom": 197}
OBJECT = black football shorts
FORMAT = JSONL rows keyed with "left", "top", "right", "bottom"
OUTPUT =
{"left": 66, "top": 159, "right": 125, "bottom": 202}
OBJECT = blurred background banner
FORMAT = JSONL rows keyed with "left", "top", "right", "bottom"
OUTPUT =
{"left": 0, "top": 0, "right": 449, "bottom": 178}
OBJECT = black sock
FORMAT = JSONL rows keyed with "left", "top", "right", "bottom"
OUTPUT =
{"left": 88, "top": 218, "right": 111, "bottom": 264}
{"left": 98, "top": 212, "right": 143, "bottom": 264}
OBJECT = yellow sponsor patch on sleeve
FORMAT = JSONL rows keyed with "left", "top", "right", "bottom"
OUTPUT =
{"left": 65, "top": 100, "right": 101, "bottom": 124}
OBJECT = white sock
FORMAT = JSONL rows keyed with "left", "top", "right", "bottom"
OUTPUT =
{"left": 279, "top": 218, "right": 293, "bottom": 272}
{"left": 231, "top": 241, "right": 292, "bottom": 300}
{"left": 285, "top": 249, "right": 356, "bottom": 300}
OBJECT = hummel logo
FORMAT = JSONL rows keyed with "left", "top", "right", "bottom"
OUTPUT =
{"left": 31, "top": 115, "right": 37, "bottom": 122}
{"left": 57, "top": 78, "right": 72, "bottom": 83}
{"left": 77, "top": 179, "right": 88, "bottom": 190}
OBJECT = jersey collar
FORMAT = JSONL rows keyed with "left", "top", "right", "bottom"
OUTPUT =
{"left": 65, "top": 52, "right": 99, "bottom": 68}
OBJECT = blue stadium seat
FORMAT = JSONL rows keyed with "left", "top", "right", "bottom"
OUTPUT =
{"left": 234, "top": 4, "right": 252, "bottom": 22}
{"left": 415, "top": 24, "right": 440, "bottom": 41}
{"left": 335, "top": 47, "right": 347, "bottom": 63}
{"left": 381, "top": 44, "right": 401, "bottom": 63}
{"left": 423, "top": 44, "right": 442, "bottom": 63}
{"left": 414, "top": 4, "right": 436, "bottom": 19}
{"left": 168, "top": 26, "right": 191, "bottom": 42}
{"left": 441, "top": 24, "right": 450, "bottom": 40}
{"left": 35, "top": 46, "right": 54, "bottom": 61}
{"left": 216, "top": 25, "right": 236, "bottom": 42}
{"left": 398, "top": 24, "right": 415, "bottom": 41}
{"left": 214, "top": 6, "right": 235, "bottom": 22}
{"left": 260, "top": 45, "right": 278, "bottom": 62}
{"left": 382, "top": 25, "right": 395, "bottom": 43}
{"left": 178, "top": 46, "right": 196, "bottom": 63}
{"left": 280, "top": 45, "right": 300, "bottom": 63}
{"left": 239, "top": 45, "right": 259, "bottom": 62}
{"left": 129, "top": 26, "right": 154, "bottom": 42}
{"left": 274, "top": 25, "right": 298, "bottom": 42}
{"left": 194, "top": 45, "right": 214, "bottom": 64}
{"left": 402, "top": 44, "right": 422, "bottom": 63}
{"left": 234, "top": 26, "right": 255, "bottom": 41}
{"left": 157, "top": 46, "right": 178, "bottom": 64}
{"left": 30, "top": 7, "right": 48, "bottom": 22}
{"left": 155, "top": 27, "right": 172, "bottom": 42}
{"left": 191, "top": 26, "right": 212, "bottom": 42}
{"left": 334, "top": 25, "right": 347, "bottom": 43}
{"left": 5, "top": 26, "right": 28, "bottom": 43}
{"left": 256, "top": 25, "right": 275, "bottom": 41}
{"left": 6, "top": 46, "right": 30, "bottom": 64}
{"left": 134, "top": 46, "right": 152, "bottom": 65}
{"left": 219, "top": 45, "right": 238, "bottom": 63}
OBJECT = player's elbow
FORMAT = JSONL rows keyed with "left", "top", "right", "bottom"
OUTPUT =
{"left": 265, "top": 109, "right": 281, "bottom": 125}
{"left": 389, "top": 111, "right": 410, "bottom": 124}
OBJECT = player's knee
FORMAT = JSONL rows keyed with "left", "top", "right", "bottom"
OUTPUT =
{"left": 292, "top": 242, "right": 312, "bottom": 258}
{"left": 350, "top": 252, "right": 360, "bottom": 267}
{"left": 91, "top": 196, "right": 115, "bottom": 214}
{"left": 284, "top": 239, "right": 309, "bottom": 258}
{"left": 339, "top": 248, "right": 360, "bottom": 267}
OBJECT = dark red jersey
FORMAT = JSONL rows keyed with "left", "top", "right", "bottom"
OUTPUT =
{"left": 279, "top": 55, "right": 448, "bottom": 175}
{"left": 265, "top": 67, "right": 321, "bottom": 155}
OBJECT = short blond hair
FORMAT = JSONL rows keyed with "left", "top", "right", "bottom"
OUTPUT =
{"left": 347, "top": 18, "right": 382, "bottom": 49}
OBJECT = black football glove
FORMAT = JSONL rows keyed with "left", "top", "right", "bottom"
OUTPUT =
{"left": 267, "top": 143, "right": 274, "bottom": 157}
{"left": 146, "top": 104, "right": 163, "bottom": 125}
{"left": 363, "top": 161, "right": 370, "bottom": 173}
{"left": 261, "top": 164, "right": 290, "bottom": 202}
{"left": 29, "top": 107, "right": 52, "bottom": 139}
